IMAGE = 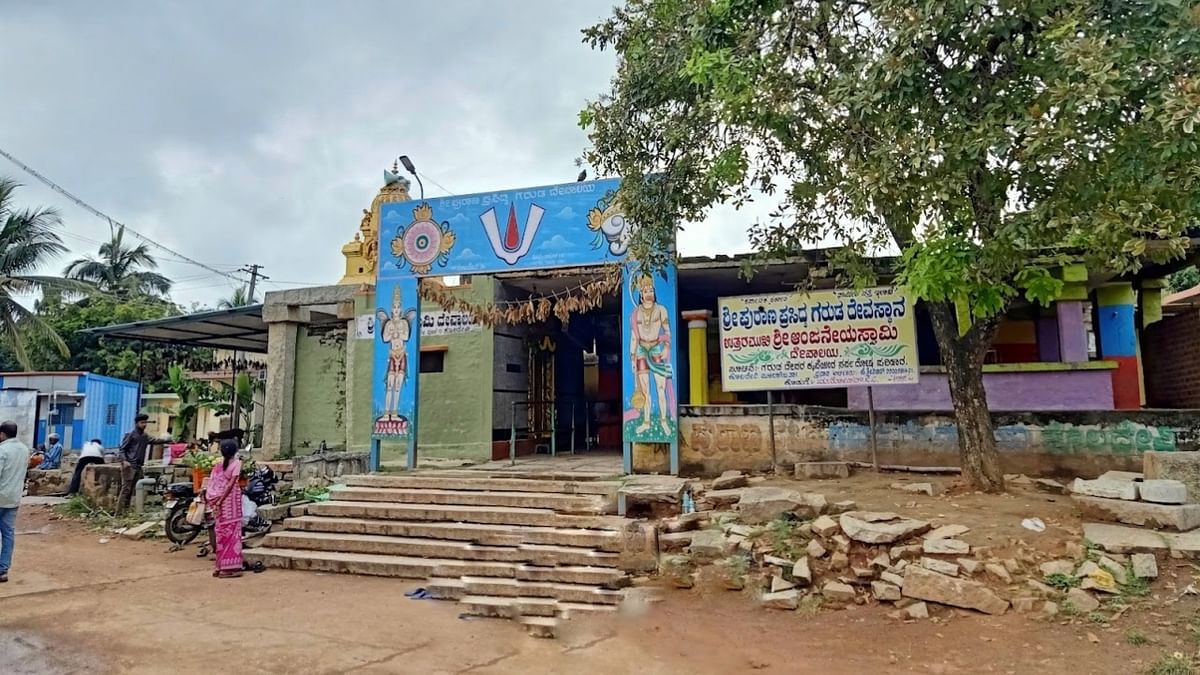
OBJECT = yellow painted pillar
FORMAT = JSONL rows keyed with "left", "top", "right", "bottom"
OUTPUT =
{"left": 682, "top": 310, "right": 711, "bottom": 406}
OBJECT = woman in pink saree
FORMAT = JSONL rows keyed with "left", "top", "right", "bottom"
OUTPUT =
{"left": 207, "top": 439, "right": 243, "bottom": 578}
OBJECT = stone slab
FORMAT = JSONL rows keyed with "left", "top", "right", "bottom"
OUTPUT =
{"left": 794, "top": 462, "right": 850, "bottom": 480}
{"left": 1082, "top": 522, "right": 1200, "bottom": 556}
{"left": 1144, "top": 451, "right": 1200, "bottom": 504}
{"left": 901, "top": 566, "right": 1009, "bottom": 615}
{"left": 1139, "top": 479, "right": 1188, "bottom": 505}
{"left": 1072, "top": 495, "right": 1200, "bottom": 532}
{"left": 1071, "top": 478, "right": 1138, "bottom": 501}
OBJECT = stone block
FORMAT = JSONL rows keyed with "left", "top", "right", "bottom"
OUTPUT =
{"left": 1082, "top": 522, "right": 1200, "bottom": 556}
{"left": 619, "top": 522, "right": 660, "bottom": 573}
{"left": 1131, "top": 553, "right": 1159, "bottom": 579}
{"left": 1072, "top": 495, "right": 1200, "bottom": 531}
{"left": 711, "top": 471, "right": 748, "bottom": 491}
{"left": 812, "top": 515, "right": 840, "bottom": 538}
{"left": 791, "top": 558, "right": 812, "bottom": 586}
{"left": 1072, "top": 478, "right": 1138, "bottom": 501}
{"left": 80, "top": 464, "right": 122, "bottom": 513}
{"left": 1139, "top": 479, "right": 1188, "bottom": 505}
{"left": 840, "top": 512, "right": 930, "bottom": 544}
{"left": 822, "top": 581, "right": 857, "bottom": 602}
{"left": 891, "top": 482, "right": 937, "bottom": 496}
{"left": 872, "top": 580, "right": 902, "bottom": 601}
{"left": 901, "top": 566, "right": 1009, "bottom": 615}
{"left": 1144, "top": 451, "right": 1200, "bottom": 504}
{"left": 761, "top": 589, "right": 800, "bottom": 610}
{"left": 905, "top": 601, "right": 929, "bottom": 619}
{"left": 829, "top": 500, "right": 857, "bottom": 514}
{"left": 923, "top": 539, "right": 969, "bottom": 555}
{"left": 24, "top": 469, "right": 69, "bottom": 496}
{"left": 1039, "top": 560, "right": 1075, "bottom": 577}
{"left": 920, "top": 557, "right": 959, "bottom": 576}
{"left": 957, "top": 559, "right": 982, "bottom": 575}
{"left": 687, "top": 529, "right": 731, "bottom": 560}
{"left": 924, "top": 524, "right": 970, "bottom": 541}
{"left": 1100, "top": 471, "right": 1144, "bottom": 482}
{"left": 735, "top": 487, "right": 825, "bottom": 524}
{"left": 794, "top": 462, "right": 850, "bottom": 480}
{"left": 1065, "top": 588, "right": 1099, "bottom": 613}
{"left": 806, "top": 540, "right": 827, "bottom": 559}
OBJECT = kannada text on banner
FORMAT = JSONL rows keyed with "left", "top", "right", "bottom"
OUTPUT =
{"left": 718, "top": 287, "right": 919, "bottom": 392}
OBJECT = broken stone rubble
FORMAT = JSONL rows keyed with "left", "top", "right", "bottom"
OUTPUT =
{"left": 840, "top": 512, "right": 931, "bottom": 544}
{"left": 901, "top": 566, "right": 1008, "bottom": 616}
{"left": 923, "top": 539, "right": 970, "bottom": 555}
{"left": 1072, "top": 478, "right": 1139, "bottom": 501}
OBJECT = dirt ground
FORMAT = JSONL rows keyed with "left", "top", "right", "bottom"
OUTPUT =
{"left": 3, "top": 473, "right": 1200, "bottom": 675}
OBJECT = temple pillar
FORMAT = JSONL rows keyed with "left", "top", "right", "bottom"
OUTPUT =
{"left": 1096, "top": 283, "right": 1140, "bottom": 409}
{"left": 682, "top": 310, "right": 711, "bottom": 406}
{"left": 262, "top": 304, "right": 310, "bottom": 458}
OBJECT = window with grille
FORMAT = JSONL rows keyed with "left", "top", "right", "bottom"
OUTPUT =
{"left": 105, "top": 404, "right": 118, "bottom": 425}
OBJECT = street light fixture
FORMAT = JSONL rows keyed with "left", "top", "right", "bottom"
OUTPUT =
{"left": 397, "top": 155, "right": 424, "bottom": 200}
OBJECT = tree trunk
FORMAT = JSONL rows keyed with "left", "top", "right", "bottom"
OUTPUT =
{"left": 926, "top": 302, "right": 1006, "bottom": 492}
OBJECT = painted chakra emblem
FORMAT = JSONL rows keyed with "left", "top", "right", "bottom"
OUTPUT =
{"left": 391, "top": 203, "right": 455, "bottom": 275}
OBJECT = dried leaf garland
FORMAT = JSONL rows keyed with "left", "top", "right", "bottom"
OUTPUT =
{"left": 416, "top": 266, "right": 622, "bottom": 328}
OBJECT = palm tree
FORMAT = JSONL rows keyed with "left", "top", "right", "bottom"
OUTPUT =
{"left": 217, "top": 285, "right": 255, "bottom": 309}
{"left": 64, "top": 224, "right": 172, "bottom": 297}
{"left": 0, "top": 178, "right": 77, "bottom": 367}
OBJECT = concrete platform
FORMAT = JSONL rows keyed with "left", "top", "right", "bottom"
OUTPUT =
{"left": 342, "top": 474, "right": 622, "bottom": 495}
{"left": 280, "top": 516, "right": 626, "bottom": 551}
{"left": 1083, "top": 522, "right": 1200, "bottom": 556}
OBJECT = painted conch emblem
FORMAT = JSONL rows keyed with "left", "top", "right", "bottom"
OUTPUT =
{"left": 480, "top": 203, "right": 544, "bottom": 265}
{"left": 587, "top": 191, "right": 631, "bottom": 256}
{"left": 391, "top": 203, "right": 455, "bottom": 275}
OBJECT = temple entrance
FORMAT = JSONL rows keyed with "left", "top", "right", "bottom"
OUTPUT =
{"left": 491, "top": 269, "right": 623, "bottom": 462}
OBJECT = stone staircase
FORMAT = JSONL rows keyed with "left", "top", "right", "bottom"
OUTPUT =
{"left": 245, "top": 470, "right": 637, "bottom": 636}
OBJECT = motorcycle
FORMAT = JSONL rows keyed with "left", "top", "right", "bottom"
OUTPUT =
{"left": 163, "top": 465, "right": 278, "bottom": 546}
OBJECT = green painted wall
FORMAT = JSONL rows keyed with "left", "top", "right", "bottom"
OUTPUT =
{"left": 291, "top": 321, "right": 348, "bottom": 453}
{"left": 362, "top": 277, "right": 497, "bottom": 463}
{"left": 347, "top": 290, "right": 376, "bottom": 453}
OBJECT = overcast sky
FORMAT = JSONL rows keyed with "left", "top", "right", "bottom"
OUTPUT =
{"left": 0, "top": 1, "right": 760, "bottom": 309}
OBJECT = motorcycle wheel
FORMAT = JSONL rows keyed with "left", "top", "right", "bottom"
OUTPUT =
{"left": 165, "top": 505, "right": 201, "bottom": 545}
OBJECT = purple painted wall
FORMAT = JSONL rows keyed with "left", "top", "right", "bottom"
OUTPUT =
{"left": 847, "top": 369, "right": 1115, "bottom": 412}
{"left": 1057, "top": 301, "right": 1090, "bottom": 363}
{"left": 1036, "top": 316, "right": 1060, "bottom": 362}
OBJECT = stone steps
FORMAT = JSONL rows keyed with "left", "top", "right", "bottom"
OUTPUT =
{"left": 341, "top": 474, "right": 621, "bottom": 496}
{"left": 306, "top": 500, "right": 626, "bottom": 529}
{"left": 261, "top": 530, "right": 621, "bottom": 568}
{"left": 281, "top": 515, "right": 625, "bottom": 551}
{"left": 245, "top": 548, "right": 628, "bottom": 586}
{"left": 250, "top": 470, "right": 638, "bottom": 637}
{"left": 327, "top": 486, "right": 614, "bottom": 515}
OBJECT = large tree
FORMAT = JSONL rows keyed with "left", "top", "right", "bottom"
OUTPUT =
{"left": 0, "top": 178, "right": 80, "bottom": 368}
{"left": 581, "top": 1, "right": 1200, "bottom": 490}
{"left": 64, "top": 224, "right": 173, "bottom": 297}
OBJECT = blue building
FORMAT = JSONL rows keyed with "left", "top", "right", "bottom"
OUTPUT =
{"left": 0, "top": 371, "right": 141, "bottom": 450}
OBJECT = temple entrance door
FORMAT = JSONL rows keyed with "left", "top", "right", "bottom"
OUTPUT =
{"left": 527, "top": 336, "right": 556, "bottom": 450}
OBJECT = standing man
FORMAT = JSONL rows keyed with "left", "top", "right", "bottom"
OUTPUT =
{"left": 117, "top": 414, "right": 170, "bottom": 514}
{"left": 0, "top": 420, "right": 30, "bottom": 582}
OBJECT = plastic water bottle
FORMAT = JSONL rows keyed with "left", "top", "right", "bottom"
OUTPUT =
{"left": 682, "top": 491, "right": 695, "bottom": 514}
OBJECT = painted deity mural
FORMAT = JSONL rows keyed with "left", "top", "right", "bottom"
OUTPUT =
{"left": 372, "top": 177, "right": 678, "bottom": 466}
{"left": 623, "top": 265, "right": 680, "bottom": 443}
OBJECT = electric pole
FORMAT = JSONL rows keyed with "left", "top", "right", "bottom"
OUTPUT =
{"left": 230, "top": 264, "right": 268, "bottom": 441}
{"left": 239, "top": 264, "right": 269, "bottom": 302}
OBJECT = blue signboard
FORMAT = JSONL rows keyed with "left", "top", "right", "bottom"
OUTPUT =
{"left": 371, "top": 177, "right": 679, "bottom": 472}
{"left": 377, "top": 177, "right": 628, "bottom": 279}
{"left": 622, "top": 263, "right": 680, "bottom": 445}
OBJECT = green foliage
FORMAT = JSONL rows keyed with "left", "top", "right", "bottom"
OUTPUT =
{"left": 0, "top": 177, "right": 84, "bottom": 368}
{"left": 218, "top": 285, "right": 256, "bottom": 309}
{"left": 1148, "top": 654, "right": 1196, "bottom": 675}
{"left": 64, "top": 225, "right": 172, "bottom": 297}
{"left": 1123, "top": 571, "right": 1152, "bottom": 598}
{"left": 765, "top": 516, "right": 806, "bottom": 560}
{"left": 1044, "top": 572, "right": 1082, "bottom": 591}
{"left": 1126, "top": 629, "right": 1148, "bottom": 646}
{"left": 15, "top": 292, "right": 201, "bottom": 390}
{"left": 1170, "top": 266, "right": 1200, "bottom": 293}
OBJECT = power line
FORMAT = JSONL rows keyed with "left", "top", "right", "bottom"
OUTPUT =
{"left": 0, "top": 146, "right": 247, "bottom": 285}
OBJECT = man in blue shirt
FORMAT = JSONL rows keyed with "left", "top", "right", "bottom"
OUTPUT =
{"left": 36, "top": 433, "right": 62, "bottom": 471}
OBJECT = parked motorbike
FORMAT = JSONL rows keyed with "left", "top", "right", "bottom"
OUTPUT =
{"left": 163, "top": 465, "right": 278, "bottom": 546}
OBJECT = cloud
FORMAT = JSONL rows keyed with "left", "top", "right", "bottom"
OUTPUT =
{"left": 383, "top": 208, "right": 405, "bottom": 223}
{"left": 456, "top": 248, "right": 480, "bottom": 260}
{"left": 555, "top": 206, "right": 576, "bottom": 219}
{"left": 539, "top": 234, "right": 575, "bottom": 250}
{"left": 0, "top": 2, "right": 758, "bottom": 309}
{"left": 447, "top": 212, "right": 468, "bottom": 224}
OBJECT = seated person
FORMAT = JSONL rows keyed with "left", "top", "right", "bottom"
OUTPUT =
{"left": 36, "top": 434, "right": 63, "bottom": 470}
{"left": 67, "top": 438, "right": 108, "bottom": 496}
